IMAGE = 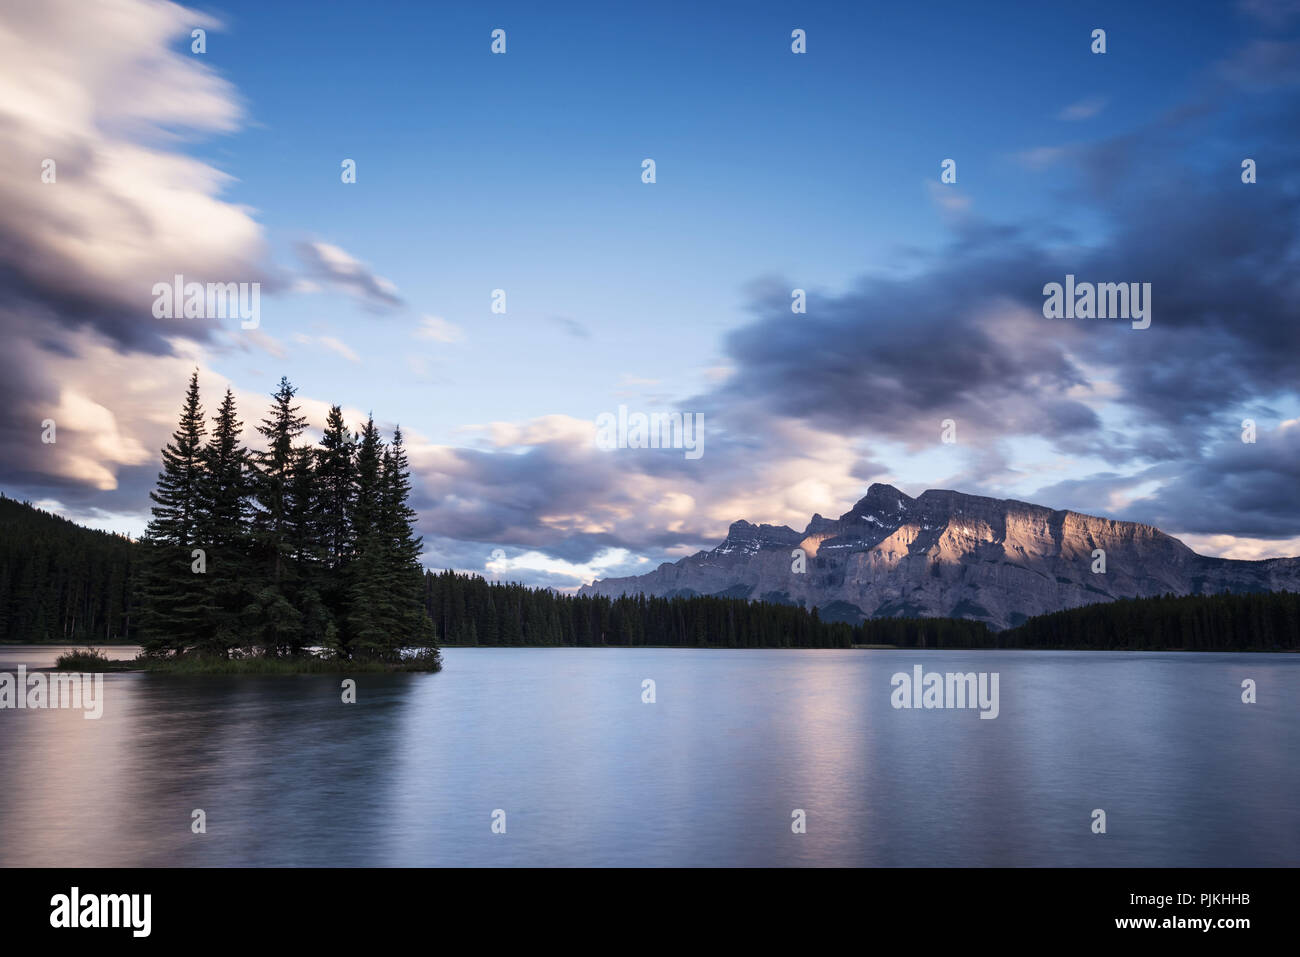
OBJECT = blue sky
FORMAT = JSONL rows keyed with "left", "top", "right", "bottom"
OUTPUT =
{"left": 2, "top": 0, "right": 1299, "bottom": 589}
{"left": 196, "top": 0, "right": 1237, "bottom": 434}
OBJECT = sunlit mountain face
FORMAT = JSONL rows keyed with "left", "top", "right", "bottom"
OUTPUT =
{"left": 582, "top": 485, "right": 1300, "bottom": 629}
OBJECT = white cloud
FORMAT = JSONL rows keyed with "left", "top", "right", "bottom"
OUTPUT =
{"left": 415, "top": 315, "right": 465, "bottom": 343}
{"left": 0, "top": 0, "right": 271, "bottom": 350}
{"left": 1014, "top": 146, "right": 1068, "bottom": 170}
{"left": 318, "top": 336, "right": 360, "bottom": 362}
{"left": 1057, "top": 96, "right": 1107, "bottom": 121}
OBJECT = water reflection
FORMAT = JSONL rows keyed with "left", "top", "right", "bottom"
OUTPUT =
{"left": 0, "top": 646, "right": 1295, "bottom": 866}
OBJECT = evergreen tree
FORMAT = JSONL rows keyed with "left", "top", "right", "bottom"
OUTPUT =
{"left": 195, "top": 387, "right": 252, "bottom": 656}
{"left": 145, "top": 370, "right": 206, "bottom": 547}
{"left": 137, "top": 371, "right": 209, "bottom": 655}
{"left": 317, "top": 405, "right": 355, "bottom": 571}
{"left": 345, "top": 416, "right": 394, "bottom": 658}
{"left": 287, "top": 443, "right": 332, "bottom": 648}
{"left": 382, "top": 427, "right": 435, "bottom": 648}
{"left": 248, "top": 377, "right": 309, "bottom": 656}
{"left": 316, "top": 405, "right": 355, "bottom": 656}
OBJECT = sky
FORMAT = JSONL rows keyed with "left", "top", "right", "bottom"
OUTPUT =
{"left": 2, "top": 0, "right": 1299, "bottom": 590}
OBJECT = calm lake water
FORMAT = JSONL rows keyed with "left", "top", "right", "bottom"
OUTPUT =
{"left": 0, "top": 646, "right": 1295, "bottom": 866}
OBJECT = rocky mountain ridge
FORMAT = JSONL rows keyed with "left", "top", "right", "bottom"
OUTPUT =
{"left": 578, "top": 484, "right": 1300, "bottom": 629}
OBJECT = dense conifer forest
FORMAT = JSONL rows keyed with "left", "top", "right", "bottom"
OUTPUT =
{"left": 997, "top": 591, "right": 1300, "bottom": 651}
{"left": 0, "top": 495, "right": 135, "bottom": 643}
{"left": 421, "top": 572, "right": 1298, "bottom": 650}
{"left": 421, "top": 570, "right": 991, "bottom": 648}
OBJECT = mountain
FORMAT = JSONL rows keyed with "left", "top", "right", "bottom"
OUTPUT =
{"left": 578, "top": 484, "right": 1300, "bottom": 630}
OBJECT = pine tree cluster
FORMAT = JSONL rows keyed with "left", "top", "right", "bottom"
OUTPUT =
{"left": 136, "top": 371, "right": 435, "bottom": 660}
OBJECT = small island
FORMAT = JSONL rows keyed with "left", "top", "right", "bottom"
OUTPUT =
{"left": 61, "top": 372, "right": 441, "bottom": 675}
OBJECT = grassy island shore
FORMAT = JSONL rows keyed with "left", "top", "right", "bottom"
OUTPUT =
{"left": 53, "top": 647, "right": 442, "bottom": 675}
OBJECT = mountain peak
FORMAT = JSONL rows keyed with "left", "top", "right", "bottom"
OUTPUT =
{"left": 580, "top": 485, "right": 1300, "bottom": 630}
{"left": 842, "top": 483, "right": 914, "bottom": 521}
{"left": 719, "top": 520, "right": 800, "bottom": 554}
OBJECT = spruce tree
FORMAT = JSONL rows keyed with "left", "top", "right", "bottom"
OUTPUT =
{"left": 146, "top": 370, "right": 206, "bottom": 546}
{"left": 287, "top": 443, "right": 332, "bottom": 648}
{"left": 195, "top": 387, "right": 252, "bottom": 656}
{"left": 137, "top": 371, "right": 209, "bottom": 656}
{"left": 316, "top": 405, "right": 355, "bottom": 657}
{"left": 248, "top": 377, "right": 309, "bottom": 656}
{"left": 345, "top": 416, "right": 394, "bottom": 658}
{"left": 317, "top": 405, "right": 355, "bottom": 571}
{"left": 382, "top": 427, "right": 435, "bottom": 648}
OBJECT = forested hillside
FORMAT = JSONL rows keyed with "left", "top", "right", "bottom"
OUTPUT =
{"left": 425, "top": 570, "right": 996, "bottom": 648}
{"left": 426, "top": 573, "right": 1300, "bottom": 650}
{"left": 998, "top": 591, "right": 1300, "bottom": 651}
{"left": 0, "top": 495, "right": 135, "bottom": 642}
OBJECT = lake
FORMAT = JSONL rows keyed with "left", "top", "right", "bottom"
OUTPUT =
{"left": 0, "top": 646, "right": 1295, "bottom": 866}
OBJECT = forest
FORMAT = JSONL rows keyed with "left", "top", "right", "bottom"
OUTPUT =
{"left": 996, "top": 590, "right": 1300, "bottom": 651}
{"left": 422, "top": 570, "right": 990, "bottom": 648}
{"left": 0, "top": 494, "right": 135, "bottom": 643}
{"left": 422, "top": 571, "right": 1298, "bottom": 650}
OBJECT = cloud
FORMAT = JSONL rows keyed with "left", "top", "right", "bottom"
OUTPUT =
{"left": 1014, "top": 146, "right": 1069, "bottom": 170}
{"left": 289, "top": 333, "right": 361, "bottom": 362}
{"left": 1239, "top": 0, "right": 1300, "bottom": 29}
{"left": 1222, "top": 38, "right": 1300, "bottom": 89}
{"left": 0, "top": 0, "right": 279, "bottom": 514}
{"left": 0, "top": 0, "right": 274, "bottom": 356}
{"left": 926, "top": 180, "right": 971, "bottom": 217}
{"left": 319, "top": 336, "right": 360, "bottom": 362}
{"left": 1057, "top": 96, "right": 1108, "bottom": 121}
{"left": 238, "top": 329, "right": 288, "bottom": 360}
{"left": 546, "top": 316, "right": 590, "bottom": 338}
{"left": 415, "top": 315, "right": 465, "bottom": 343}
{"left": 395, "top": 406, "right": 892, "bottom": 586}
{"left": 294, "top": 240, "right": 402, "bottom": 309}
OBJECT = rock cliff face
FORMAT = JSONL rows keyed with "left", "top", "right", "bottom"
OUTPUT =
{"left": 578, "top": 484, "right": 1300, "bottom": 629}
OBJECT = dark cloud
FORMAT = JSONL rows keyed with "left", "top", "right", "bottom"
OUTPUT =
{"left": 294, "top": 241, "right": 403, "bottom": 310}
{"left": 696, "top": 81, "right": 1300, "bottom": 539}
{"left": 1122, "top": 426, "right": 1300, "bottom": 537}
{"left": 546, "top": 316, "right": 590, "bottom": 338}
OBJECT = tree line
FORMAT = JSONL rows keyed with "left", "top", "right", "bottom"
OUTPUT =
{"left": 423, "top": 570, "right": 994, "bottom": 648}
{"left": 998, "top": 591, "right": 1300, "bottom": 651}
{"left": 135, "top": 371, "right": 432, "bottom": 660}
{"left": 0, "top": 495, "right": 135, "bottom": 643}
